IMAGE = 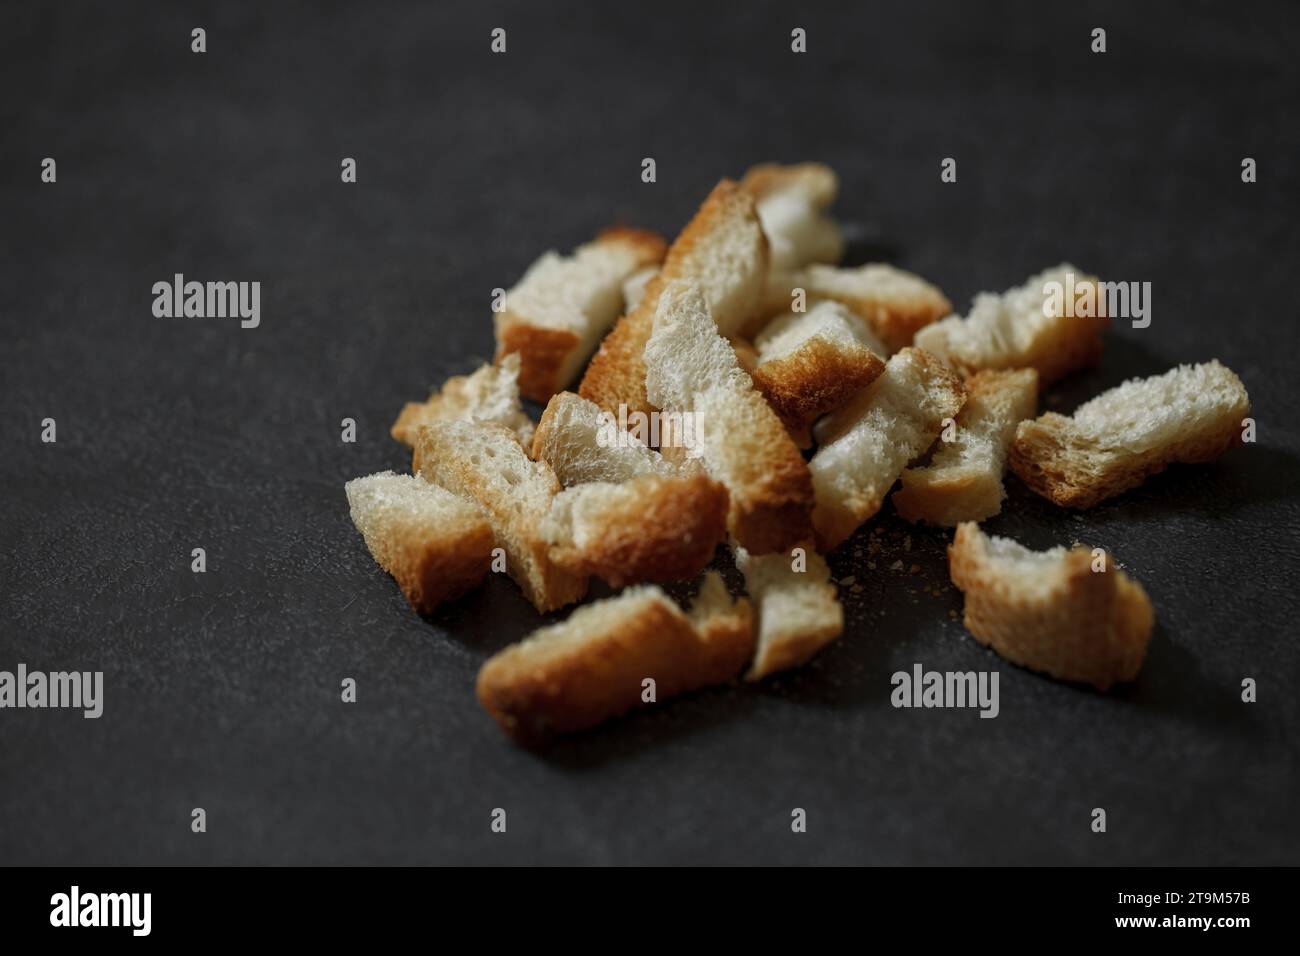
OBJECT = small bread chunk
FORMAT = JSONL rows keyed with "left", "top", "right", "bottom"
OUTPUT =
{"left": 391, "top": 352, "right": 534, "bottom": 449}
{"left": 914, "top": 264, "right": 1107, "bottom": 384}
{"left": 893, "top": 368, "right": 1039, "bottom": 526}
{"left": 493, "top": 227, "right": 667, "bottom": 402}
{"left": 809, "top": 347, "right": 966, "bottom": 550}
{"left": 579, "top": 179, "right": 768, "bottom": 417}
{"left": 531, "top": 390, "right": 683, "bottom": 486}
{"left": 1010, "top": 360, "right": 1250, "bottom": 509}
{"left": 734, "top": 543, "right": 844, "bottom": 679}
{"left": 766, "top": 263, "right": 952, "bottom": 352}
{"left": 750, "top": 301, "right": 888, "bottom": 447}
{"left": 739, "top": 162, "right": 843, "bottom": 273}
{"left": 477, "top": 572, "right": 754, "bottom": 740}
{"left": 644, "top": 281, "right": 815, "bottom": 554}
{"left": 344, "top": 471, "right": 495, "bottom": 614}
{"left": 542, "top": 473, "right": 729, "bottom": 586}
{"left": 948, "top": 523, "right": 1154, "bottom": 691}
{"left": 622, "top": 266, "right": 658, "bottom": 313}
{"left": 412, "top": 421, "right": 588, "bottom": 613}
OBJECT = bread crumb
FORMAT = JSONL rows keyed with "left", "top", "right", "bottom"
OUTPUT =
{"left": 909, "top": 564, "right": 920, "bottom": 575}
{"left": 890, "top": 559, "right": 904, "bottom": 571}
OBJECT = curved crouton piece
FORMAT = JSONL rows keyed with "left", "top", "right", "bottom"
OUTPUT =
{"left": 810, "top": 347, "right": 965, "bottom": 550}
{"left": 494, "top": 227, "right": 667, "bottom": 401}
{"left": 1010, "top": 360, "right": 1250, "bottom": 509}
{"left": 914, "top": 264, "right": 1107, "bottom": 384}
{"left": 948, "top": 523, "right": 1154, "bottom": 691}
{"left": 345, "top": 471, "right": 495, "bottom": 614}
{"left": 477, "top": 573, "right": 754, "bottom": 740}
{"left": 893, "top": 368, "right": 1038, "bottom": 526}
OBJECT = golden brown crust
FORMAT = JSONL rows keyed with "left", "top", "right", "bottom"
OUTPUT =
{"left": 494, "top": 322, "right": 580, "bottom": 403}
{"left": 393, "top": 523, "right": 496, "bottom": 615}
{"left": 354, "top": 504, "right": 495, "bottom": 615}
{"left": 548, "top": 475, "right": 729, "bottom": 587}
{"left": 751, "top": 337, "right": 886, "bottom": 447}
{"left": 579, "top": 180, "right": 764, "bottom": 417}
{"left": 694, "top": 385, "right": 816, "bottom": 554}
{"left": 948, "top": 523, "right": 1153, "bottom": 691}
{"left": 476, "top": 585, "right": 754, "bottom": 741}
{"left": 578, "top": 296, "right": 659, "bottom": 417}
{"left": 1010, "top": 387, "right": 1248, "bottom": 510}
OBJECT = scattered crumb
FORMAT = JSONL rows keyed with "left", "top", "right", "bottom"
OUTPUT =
{"left": 850, "top": 584, "right": 863, "bottom": 594}
{"left": 904, "top": 535, "right": 912, "bottom": 552}
{"left": 909, "top": 564, "right": 920, "bottom": 575}
{"left": 890, "top": 559, "right": 904, "bottom": 571}
{"left": 840, "top": 575, "right": 856, "bottom": 587}
{"left": 867, "top": 561, "right": 876, "bottom": 570}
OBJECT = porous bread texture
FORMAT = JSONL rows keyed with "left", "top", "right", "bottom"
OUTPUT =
{"left": 493, "top": 227, "right": 667, "bottom": 402}
{"left": 893, "top": 368, "right": 1039, "bottom": 526}
{"left": 541, "top": 473, "right": 729, "bottom": 586}
{"left": 644, "top": 280, "right": 815, "bottom": 554}
{"left": 734, "top": 543, "right": 844, "bottom": 679}
{"left": 809, "top": 347, "right": 966, "bottom": 550}
{"left": 344, "top": 471, "right": 496, "bottom": 614}
{"left": 530, "top": 390, "right": 684, "bottom": 486}
{"left": 476, "top": 572, "right": 754, "bottom": 740}
{"left": 1010, "top": 359, "right": 1250, "bottom": 508}
{"left": 391, "top": 352, "right": 534, "bottom": 449}
{"left": 750, "top": 301, "right": 889, "bottom": 447}
{"left": 412, "top": 420, "right": 588, "bottom": 613}
{"left": 948, "top": 522, "right": 1154, "bottom": 691}
{"left": 913, "top": 264, "right": 1107, "bottom": 383}
{"left": 579, "top": 179, "right": 769, "bottom": 417}
{"left": 765, "top": 262, "right": 952, "bottom": 352}
{"left": 739, "top": 161, "right": 843, "bottom": 273}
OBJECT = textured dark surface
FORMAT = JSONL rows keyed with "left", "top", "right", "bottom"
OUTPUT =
{"left": 2, "top": 0, "right": 1298, "bottom": 865}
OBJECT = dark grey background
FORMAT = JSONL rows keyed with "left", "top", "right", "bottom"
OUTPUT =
{"left": 2, "top": 0, "right": 1297, "bottom": 865}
